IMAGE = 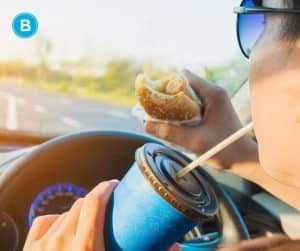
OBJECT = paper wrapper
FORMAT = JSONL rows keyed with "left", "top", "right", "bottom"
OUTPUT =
{"left": 132, "top": 104, "right": 201, "bottom": 153}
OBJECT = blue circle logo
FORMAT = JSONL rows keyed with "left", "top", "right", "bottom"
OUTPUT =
{"left": 12, "top": 12, "right": 39, "bottom": 39}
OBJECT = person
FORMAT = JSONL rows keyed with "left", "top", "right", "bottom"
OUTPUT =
{"left": 23, "top": 0, "right": 300, "bottom": 250}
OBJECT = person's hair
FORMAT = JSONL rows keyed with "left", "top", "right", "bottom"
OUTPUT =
{"left": 282, "top": 0, "right": 300, "bottom": 41}
{"left": 254, "top": 0, "right": 300, "bottom": 41}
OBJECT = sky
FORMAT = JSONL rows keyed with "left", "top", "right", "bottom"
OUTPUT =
{"left": 0, "top": 0, "right": 241, "bottom": 69}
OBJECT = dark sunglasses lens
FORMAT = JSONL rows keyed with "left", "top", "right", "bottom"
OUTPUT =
{"left": 238, "top": 0, "right": 265, "bottom": 57}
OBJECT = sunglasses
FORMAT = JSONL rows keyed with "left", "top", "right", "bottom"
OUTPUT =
{"left": 234, "top": 0, "right": 300, "bottom": 58}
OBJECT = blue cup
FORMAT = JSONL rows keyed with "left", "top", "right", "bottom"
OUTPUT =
{"left": 105, "top": 143, "right": 218, "bottom": 251}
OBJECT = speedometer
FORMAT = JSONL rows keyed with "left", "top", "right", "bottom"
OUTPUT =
{"left": 28, "top": 183, "right": 87, "bottom": 228}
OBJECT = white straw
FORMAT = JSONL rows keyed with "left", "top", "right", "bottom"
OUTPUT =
{"left": 176, "top": 122, "right": 254, "bottom": 178}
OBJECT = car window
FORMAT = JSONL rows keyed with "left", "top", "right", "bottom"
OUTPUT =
{"left": 0, "top": 0, "right": 248, "bottom": 134}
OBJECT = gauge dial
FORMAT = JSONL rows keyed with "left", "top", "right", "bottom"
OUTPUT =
{"left": 28, "top": 183, "right": 87, "bottom": 228}
{"left": 0, "top": 211, "right": 18, "bottom": 251}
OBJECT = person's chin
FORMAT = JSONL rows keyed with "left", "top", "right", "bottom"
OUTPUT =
{"left": 260, "top": 158, "right": 300, "bottom": 189}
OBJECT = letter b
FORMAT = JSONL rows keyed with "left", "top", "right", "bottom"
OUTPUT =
{"left": 12, "top": 13, "right": 38, "bottom": 39}
{"left": 20, "top": 19, "right": 31, "bottom": 32}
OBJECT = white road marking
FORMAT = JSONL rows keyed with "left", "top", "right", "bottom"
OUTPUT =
{"left": 0, "top": 92, "right": 17, "bottom": 130}
{"left": 34, "top": 105, "right": 46, "bottom": 113}
{"left": 62, "top": 117, "right": 82, "bottom": 128}
{"left": 105, "top": 109, "right": 130, "bottom": 119}
{"left": 7, "top": 95, "right": 17, "bottom": 130}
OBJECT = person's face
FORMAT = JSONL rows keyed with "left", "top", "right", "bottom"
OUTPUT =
{"left": 249, "top": 0, "right": 300, "bottom": 187}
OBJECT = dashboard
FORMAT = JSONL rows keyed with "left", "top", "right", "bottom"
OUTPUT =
{"left": 0, "top": 130, "right": 296, "bottom": 251}
{"left": 27, "top": 183, "right": 87, "bottom": 228}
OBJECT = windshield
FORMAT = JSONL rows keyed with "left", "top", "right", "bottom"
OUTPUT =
{"left": 0, "top": 0, "right": 248, "bottom": 135}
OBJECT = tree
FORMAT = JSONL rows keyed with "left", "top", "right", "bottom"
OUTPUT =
{"left": 34, "top": 34, "right": 53, "bottom": 69}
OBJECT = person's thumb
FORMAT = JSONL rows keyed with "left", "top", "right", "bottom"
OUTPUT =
{"left": 167, "top": 243, "right": 181, "bottom": 251}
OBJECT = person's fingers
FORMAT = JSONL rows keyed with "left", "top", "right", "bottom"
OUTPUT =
{"left": 167, "top": 243, "right": 181, "bottom": 251}
{"left": 144, "top": 121, "right": 205, "bottom": 154}
{"left": 183, "top": 69, "right": 215, "bottom": 102}
{"left": 238, "top": 234, "right": 289, "bottom": 250}
{"left": 218, "top": 234, "right": 289, "bottom": 251}
{"left": 56, "top": 198, "right": 84, "bottom": 235}
{"left": 271, "top": 240, "right": 300, "bottom": 251}
{"left": 76, "top": 180, "right": 119, "bottom": 250}
{"left": 25, "top": 214, "right": 59, "bottom": 242}
{"left": 42, "top": 212, "right": 68, "bottom": 239}
{"left": 183, "top": 69, "right": 228, "bottom": 105}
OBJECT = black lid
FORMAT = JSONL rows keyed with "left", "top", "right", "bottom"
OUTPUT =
{"left": 136, "top": 143, "right": 218, "bottom": 222}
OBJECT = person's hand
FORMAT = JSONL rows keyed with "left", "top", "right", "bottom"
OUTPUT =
{"left": 144, "top": 69, "right": 257, "bottom": 169}
{"left": 23, "top": 180, "right": 118, "bottom": 251}
{"left": 218, "top": 234, "right": 300, "bottom": 251}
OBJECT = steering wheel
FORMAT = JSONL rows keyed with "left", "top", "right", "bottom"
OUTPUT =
{"left": 0, "top": 131, "right": 249, "bottom": 251}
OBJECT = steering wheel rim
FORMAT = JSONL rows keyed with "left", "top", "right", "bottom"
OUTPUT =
{"left": 180, "top": 167, "right": 250, "bottom": 250}
{"left": 0, "top": 130, "right": 249, "bottom": 251}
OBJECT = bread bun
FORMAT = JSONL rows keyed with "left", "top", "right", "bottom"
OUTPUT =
{"left": 135, "top": 73, "right": 201, "bottom": 121}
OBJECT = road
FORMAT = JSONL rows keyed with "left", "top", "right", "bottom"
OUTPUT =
{"left": 0, "top": 82, "right": 143, "bottom": 135}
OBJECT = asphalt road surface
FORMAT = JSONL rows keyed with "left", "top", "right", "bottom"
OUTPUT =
{"left": 0, "top": 82, "right": 144, "bottom": 135}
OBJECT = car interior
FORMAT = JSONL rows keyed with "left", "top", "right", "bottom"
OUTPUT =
{"left": 0, "top": 81, "right": 299, "bottom": 251}
{"left": 2, "top": 0, "right": 300, "bottom": 250}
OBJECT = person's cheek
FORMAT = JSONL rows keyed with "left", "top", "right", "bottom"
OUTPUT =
{"left": 250, "top": 46, "right": 300, "bottom": 187}
{"left": 250, "top": 73, "right": 287, "bottom": 175}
